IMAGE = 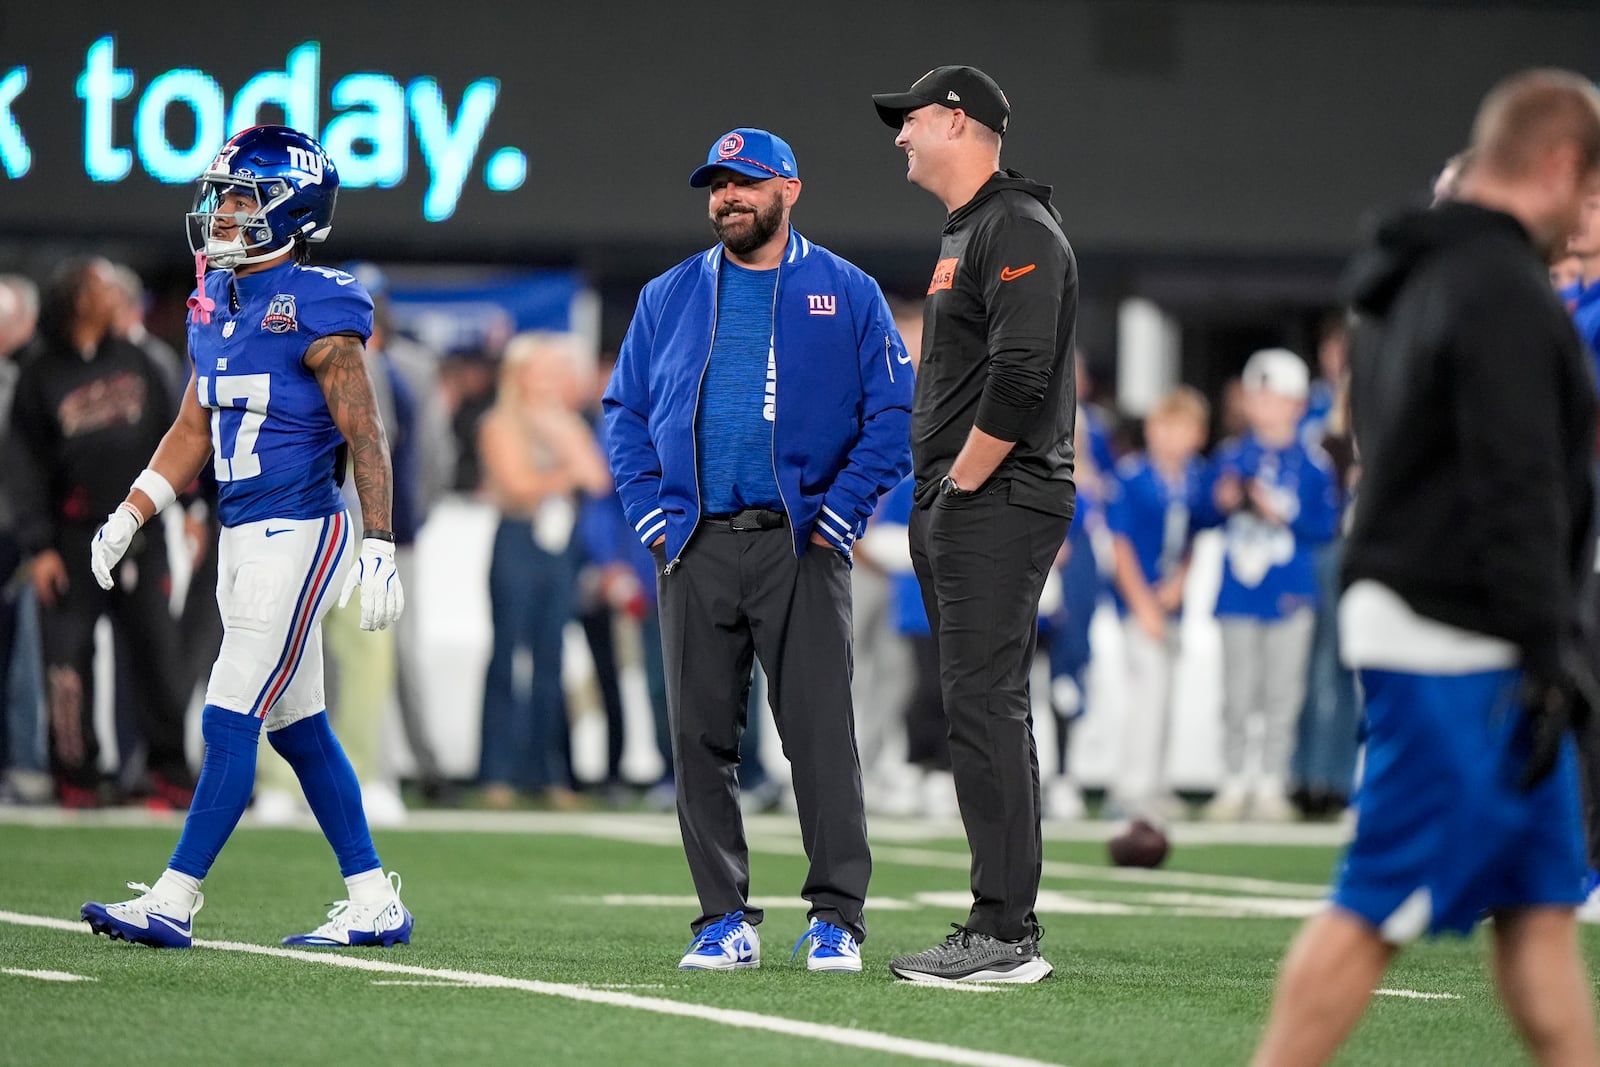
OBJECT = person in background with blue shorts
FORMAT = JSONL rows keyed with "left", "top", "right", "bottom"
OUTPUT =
{"left": 1253, "top": 70, "right": 1600, "bottom": 1066}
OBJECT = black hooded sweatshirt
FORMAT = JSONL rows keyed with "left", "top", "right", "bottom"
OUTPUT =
{"left": 1342, "top": 200, "right": 1596, "bottom": 679}
{"left": 912, "top": 169, "right": 1078, "bottom": 517}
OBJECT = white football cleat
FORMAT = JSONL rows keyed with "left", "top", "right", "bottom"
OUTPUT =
{"left": 82, "top": 881, "right": 204, "bottom": 949}
{"left": 282, "top": 871, "right": 413, "bottom": 947}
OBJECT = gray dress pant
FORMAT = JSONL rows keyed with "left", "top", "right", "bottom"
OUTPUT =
{"left": 657, "top": 520, "right": 870, "bottom": 941}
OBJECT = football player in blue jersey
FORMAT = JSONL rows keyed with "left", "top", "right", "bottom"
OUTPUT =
{"left": 79, "top": 125, "right": 413, "bottom": 949}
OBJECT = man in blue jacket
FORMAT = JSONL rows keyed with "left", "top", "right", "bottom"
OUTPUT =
{"left": 602, "top": 128, "right": 913, "bottom": 974}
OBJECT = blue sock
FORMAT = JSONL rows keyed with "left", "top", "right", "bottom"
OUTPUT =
{"left": 268, "top": 712, "right": 381, "bottom": 878}
{"left": 168, "top": 706, "right": 263, "bottom": 880}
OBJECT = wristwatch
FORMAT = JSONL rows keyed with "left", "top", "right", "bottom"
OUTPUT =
{"left": 939, "top": 474, "right": 977, "bottom": 499}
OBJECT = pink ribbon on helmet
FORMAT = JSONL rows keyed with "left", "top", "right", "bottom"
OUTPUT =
{"left": 185, "top": 250, "right": 215, "bottom": 324}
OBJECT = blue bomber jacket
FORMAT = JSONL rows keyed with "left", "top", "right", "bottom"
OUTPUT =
{"left": 602, "top": 229, "right": 913, "bottom": 563}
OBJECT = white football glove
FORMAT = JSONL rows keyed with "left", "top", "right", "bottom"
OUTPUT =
{"left": 338, "top": 537, "right": 405, "bottom": 630}
{"left": 90, "top": 505, "right": 142, "bottom": 591}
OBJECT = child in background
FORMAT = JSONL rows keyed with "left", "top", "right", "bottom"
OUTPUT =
{"left": 1200, "top": 349, "right": 1338, "bottom": 821}
{"left": 1105, "top": 387, "right": 1209, "bottom": 824}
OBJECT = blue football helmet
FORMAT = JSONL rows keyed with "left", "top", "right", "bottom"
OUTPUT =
{"left": 187, "top": 125, "right": 340, "bottom": 269}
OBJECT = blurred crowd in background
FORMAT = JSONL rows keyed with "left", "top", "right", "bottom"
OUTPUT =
{"left": 0, "top": 254, "right": 1385, "bottom": 828}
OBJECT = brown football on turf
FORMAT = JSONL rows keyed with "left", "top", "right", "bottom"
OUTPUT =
{"left": 1107, "top": 819, "right": 1170, "bottom": 868}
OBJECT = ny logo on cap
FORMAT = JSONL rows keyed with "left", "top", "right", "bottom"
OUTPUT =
{"left": 718, "top": 133, "right": 745, "bottom": 158}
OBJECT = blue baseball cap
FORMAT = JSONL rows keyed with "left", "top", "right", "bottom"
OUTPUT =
{"left": 688, "top": 128, "right": 799, "bottom": 188}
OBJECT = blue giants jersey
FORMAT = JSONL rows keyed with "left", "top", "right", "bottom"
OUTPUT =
{"left": 1199, "top": 433, "right": 1338, "bottom": 619}
{"left": 1105, "top": 453, "right": 1202, "bottom": 616}
{"left": 186, "top": 259, "right": 374, "bottom": 527}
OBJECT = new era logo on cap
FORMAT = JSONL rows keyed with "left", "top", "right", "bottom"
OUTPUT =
{"left": 873, "top": 65, "right": 1011, "bottom": 135}
{"left": 689, "top": 128, "right": 800, "bottom": 188}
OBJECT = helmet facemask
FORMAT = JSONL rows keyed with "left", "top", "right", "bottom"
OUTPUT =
{"left": 186, "top": 173, "right": 297, "bottom": 270}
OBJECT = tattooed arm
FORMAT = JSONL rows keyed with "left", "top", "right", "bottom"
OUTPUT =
{"left": 305, "top": 332, "right": 393, "bottom": 533}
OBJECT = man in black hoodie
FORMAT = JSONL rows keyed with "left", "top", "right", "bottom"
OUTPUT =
{"left": 1254, "top": 70, "right": 1600, "bottom": 1067}
{"left": 872, "top": 65, "right": 1076, "bottom": 984}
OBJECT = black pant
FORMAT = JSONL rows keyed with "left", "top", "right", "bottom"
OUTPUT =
{"left": 905, "top": 635, "right": 950, "bottom": 770}
{"left": 0, "top": 531, "right": 20, "bottom": 767}
{"left": 657, "top": 521, "right": 870, "bottom": 941}
{"left": 580, "top": 601, "right": 627, "bottom": 783}
{"left": 41, "top": 525, "right": 189, "bottom": 789}
{"left": 910, "top": 483, "right": 1070, "bottom": 942}
{"left": 1580, "top": 575, "right": 1600, "bottom": 870}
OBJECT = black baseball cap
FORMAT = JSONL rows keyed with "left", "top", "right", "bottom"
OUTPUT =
{"left": 873, "top": 65, "right": 1010, "bottom": 134}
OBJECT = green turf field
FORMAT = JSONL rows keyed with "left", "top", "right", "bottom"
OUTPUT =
{"left": 0, "top": 811, "right": 1589, "bottom": 1066}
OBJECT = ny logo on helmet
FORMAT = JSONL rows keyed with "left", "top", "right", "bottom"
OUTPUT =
{"left": 285, "top": 145, "right": 324, "bottom": 186}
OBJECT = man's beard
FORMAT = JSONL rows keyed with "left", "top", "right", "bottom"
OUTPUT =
{"left": 711, "top": 196, "right": 783, "bottom": 256}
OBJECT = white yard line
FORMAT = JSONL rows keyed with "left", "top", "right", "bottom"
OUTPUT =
{"left": 0, "top": 910, "right": 1067, "bottom": 1067}
{"left": 1374, "top": 989, "right": 1461, "bottom": 1000}
{"left": 892, "top": 980, "right": 1004, "bottom": 994}
{"left": 2, "top": 967, "right": 96, "bottom": 982}
{"left": 371, "top": 980, "right": 470, "bottom": 987}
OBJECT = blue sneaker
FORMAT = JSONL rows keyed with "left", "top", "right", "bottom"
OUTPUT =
{"left": 283, "top": 871, "right": 413, "bottom": 947}
{"left": 82, "top": 882, "right": 203, "bottom": 949}
{"left": 792, "top": 920, "right": 861, "bottom": 972}
{"left": 679, "top": 911, "right": 760, "bottom": 970}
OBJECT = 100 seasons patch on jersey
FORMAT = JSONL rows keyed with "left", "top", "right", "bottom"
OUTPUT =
{"left": 262, "top": 294, "right": 299, "bottom": 333}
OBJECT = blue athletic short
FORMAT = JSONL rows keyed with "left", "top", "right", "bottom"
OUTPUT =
{"left": 1331, "top": 667, "right": 1586, "bottom": 941}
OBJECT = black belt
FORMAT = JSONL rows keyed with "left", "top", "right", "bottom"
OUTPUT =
{"left": 702, "top": 508, "right": 786, "bottom": 531}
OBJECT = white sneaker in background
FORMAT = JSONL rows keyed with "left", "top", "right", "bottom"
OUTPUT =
{"left": 1202, "top": 779, "right": 1250, "bottom": 822}
{"left": 1045, "top": 776, "right": 1087, "bottom": 821}
{"left": 1251, "top": 785, "right": 1297, "bottom": 823}
{"left": 362, "top": 781, "right": 408, "bottom": 828}
{"left": 868, "top": 763, "right": 924, "bottom": 817}
{"left": 253, "top": 788, "right": 300, "bottom": 826}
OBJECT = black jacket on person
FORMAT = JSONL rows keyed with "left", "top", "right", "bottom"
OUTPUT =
{"left": 1342, "top": 200, "right": 1597, "bottom": 679}
{"left": 912, "top": 170, "right": 1078, "bottom": 517}
{"left": 9, "top": 335, "right": 175, "bottom": 556}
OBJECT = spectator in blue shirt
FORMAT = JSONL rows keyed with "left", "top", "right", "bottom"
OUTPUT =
{"left": 1105, "top": 387, "right": 1208, "bottom": 824}
{"left": 1199, "top": 349, "right": 1338, "bottom": 821}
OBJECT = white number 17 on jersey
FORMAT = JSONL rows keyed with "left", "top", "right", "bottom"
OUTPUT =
{"left": 197, "top": 373, "right": 271, "bottom": 481}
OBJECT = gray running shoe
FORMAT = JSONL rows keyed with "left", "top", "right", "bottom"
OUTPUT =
{"left": 887, "top": 924, "right": 1053, "bottom": 984}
